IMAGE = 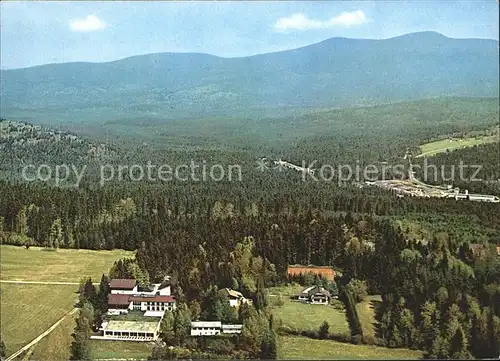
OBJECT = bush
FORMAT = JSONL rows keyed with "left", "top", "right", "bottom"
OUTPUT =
{"left": 346, "top": 279, "right": 368, "bottom": 303}
{"left": 351, "top": 334, "right": 364, "bottom": 345}
{"left": 363, "top": 334, "right": 376, "bottom": 345}
{"left": 319, "top": 321, "right": 329, "bottom": 339}
{"left": 331, "top": 299, "right": 345, "bottom": 310}
{"left": 273, "top": 295, "right": 284, "bottom": 307}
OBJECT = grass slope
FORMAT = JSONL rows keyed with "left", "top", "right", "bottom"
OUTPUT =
{"left": 30, "top": 314, "right": 76, "bottom": 361}
{"left": 278, "top": 336, "right": 423, "bottom": 360}
{"left": 269, "top": 285, "right": 349, "bottom": 334}
{"left": 417, "top": 134, "right": 499, "bottom": 158}
{"left": 90, "top": 340, "right": 153, "bottom": 359}
{"left": 356, "top": 295, "right": 382, "bottom": 340}
{"left": 0, "top": 245, "right": 134, "bottom": 282}
{"left": 0, "top": 245, "right": 132, "bottom": 358}
{"left": 0, "top": 283, "right": 77, "bottom": 357}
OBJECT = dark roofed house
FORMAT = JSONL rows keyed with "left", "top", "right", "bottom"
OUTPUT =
{"left": 108, "top": 294, "right": 133, "bottom": 313}
{"left": 292, "top": 286, "right": 332, "bottom": 305}
{"left": 110, "top": 279, "right": 138, "bottom": 294}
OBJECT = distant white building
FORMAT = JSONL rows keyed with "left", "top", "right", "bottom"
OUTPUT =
{"left": 97, "top": 278, "right": 176, "bottom": 342}
{"left": 221, "top": 324, "right": 243, "bottom": 334}
{"left": 107, "top": 279, "right": 175, "bottom": 315}
{"left": 93, "top": 319, "right": 161, "bottom": 342}
{"left": 191, "top": 321, "right": 222, "bottom": 336}
{"left": 190, "top": 321, "right": 243, "bottom": 336}
{"left": 219, "top": 288, "right": 249, "bottom": 308}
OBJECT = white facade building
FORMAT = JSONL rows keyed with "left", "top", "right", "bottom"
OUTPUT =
{"left": 191, "top": 321, "right": 222, "bottom": 336}
{"left": 190, "top": 321, "right": 243, "bottom": 336}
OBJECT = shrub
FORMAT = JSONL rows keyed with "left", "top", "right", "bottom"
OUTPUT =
{"left": 319, "top": 321, "right": 329, "bottom": 339}
{"left": 346, "top": 279, "right": 368, "bottom": 303}
{"left": 351, "top": 334, "right": 364, "bottom": 345}
{"left": 331, "top": 299, "right": 345, "bottom": 310}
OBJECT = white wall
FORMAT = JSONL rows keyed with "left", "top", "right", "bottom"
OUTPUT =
{"left": 110, "top": 287, "right": 138, "bottom": 295}
{"left": 158, "top": 286, "right": 171, "bottom": 296}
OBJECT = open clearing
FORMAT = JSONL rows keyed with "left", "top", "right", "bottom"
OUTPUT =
{"left": 417, "top": 134, "right": 498, "bottom": 158}
{"left": 356, "top": 295, "right": 382, "bottom": 340}
{"left": 0, "top": 245, "right": 132, "bottom": 359}
{"left": 0, "top": 283, "right": 77, "bottom": 357}
{"left": 31, "top": 314, "right": 76, "bottom": 361}
{"left": 0, "top": 245, "right": 134, "bottom": 282}
{"left": 269, "top": 285, "right": 349, "bottom": 334}
{"left": 278, "top": 336, "right": 423, "bottom": 359}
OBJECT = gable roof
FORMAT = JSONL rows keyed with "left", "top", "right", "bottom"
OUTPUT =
{"left": 108, "top": 293, "right": 132, "bottom": 306}
{"left": 287, "top": 265, "right": 335, "bottom": 281}
{"left": 221, "top": 288, "right": 244, "bottom": 299}
{"left": 110, "top": 279, "right": 137, "bottom": 290}
{"left": 297, "top": 286, "right": 331, "bottom": 298}
{"left": 158, "top": 280, "right": 171, "bottom": 290}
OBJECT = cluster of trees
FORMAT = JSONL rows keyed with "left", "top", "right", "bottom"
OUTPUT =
{"left": 141, "top": 237, "right": 278, "bottom": 359}
{"left": 371, "top": 238, "right": 500, "bottom": 359}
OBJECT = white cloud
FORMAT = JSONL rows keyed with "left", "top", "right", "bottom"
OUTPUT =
{"left": 70, "top": 15, "right": 106, "bottom": 32}
{"left": 274, "top": 10, "right": 368, "bottom": 31}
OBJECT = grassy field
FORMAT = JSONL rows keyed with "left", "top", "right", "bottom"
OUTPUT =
{"left": 417, "top": 134, "right": 498, "bottom": 158}
{"left": 0, "top": 245, "right": 133, "bottom": 359}
{"left": 278, "top": 336, "right": 423, "bottom": 359}
{"left": 90, "top": 340, "right": 153, "bottom": 359}
{"left": 356, "top": 295, "right": 382, "bottom": 340}
{"left": 0, "top": 283, "right": 77, "bottom": 357}
{"left": 31, "top": 313, "right": 76, "bottom": 361}
{"left": 269, "top": 285, "right": 349, "bottom": 334}
{"left": 0, "top": 245, "right": 134, "bottom": 282}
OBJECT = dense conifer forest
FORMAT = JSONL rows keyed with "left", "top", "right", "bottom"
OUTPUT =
{"left": 1, "top": 97, "right": 499, "bottom": 359}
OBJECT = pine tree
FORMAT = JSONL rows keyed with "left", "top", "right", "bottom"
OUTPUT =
{"left": 450, "top": 325, "right": 471, "bottom": 359}
{"left": 69, "top": 303, "right": 93, "bottom": 360}
{"left": 80, "top": 279, "right": 97, "bottom": 307}
{"left": 49, "top": 217, "right": 63, "bottom": 249}
{"left": 0, "top": 334, "right": 6, "bottom": 359}
{"left": 173, "top": 303, "right": 191, "bottom": 346}
{"left": 160, "top": 311, "right": 176, "bottom": 345}
{"left": 97, "top": 274, "right": 110, "bottom": 313}
{"left": 319, "top": 321, "right": 330, "bottom": 339}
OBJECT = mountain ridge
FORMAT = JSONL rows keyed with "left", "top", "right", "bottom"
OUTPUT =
{"left": 1, "top": 31, "right": 498, "bottom": 124}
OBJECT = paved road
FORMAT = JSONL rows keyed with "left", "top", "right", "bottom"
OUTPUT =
{"left": 5, "top": 308, "right": 78, "bottom": 361}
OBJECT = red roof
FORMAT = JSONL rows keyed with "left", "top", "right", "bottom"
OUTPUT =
{"left": 130, "top": 295, "right": 175, "bottom": 303}
{"left": 109, "top": 279, "right": 137, "bottom": 290}
{"left": 108, "top": 293, "right": 132, "bottom": 306}
{"left": 287, "top": 266, "right": 335, "bottom": 281}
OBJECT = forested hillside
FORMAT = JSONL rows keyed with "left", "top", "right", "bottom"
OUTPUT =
{"left": 1, "top": 95, "right": 499, "bottom": 359}
{"left": 1, "top": 32, "right": 498, "bottom": 126}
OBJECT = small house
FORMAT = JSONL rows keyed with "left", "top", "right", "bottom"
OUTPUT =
{"left": 293, "top": 286, "right": 332, "bottom": 305}
{"left": 219, "top": 288, "right": 248, "bottom": 307}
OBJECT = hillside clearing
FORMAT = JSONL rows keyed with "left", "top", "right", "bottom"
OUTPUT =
{"left": 278, "top": 336, "right": 423, "bottom": 359}
{"left": 269, "top": 285, "right": 349, "bottom": 334}
{"left": 0, "top": 245, "right": 134, "bottom": 282}
{"left": 0, "top": 283, "right": 77, "bottom": 357}
{"left": 417, "top": 134, "right": 498, "bottom": 158}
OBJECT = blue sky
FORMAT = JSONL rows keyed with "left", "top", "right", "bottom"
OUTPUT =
{"left": 1, "top": 1, "right": 498, "bottom": 69}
